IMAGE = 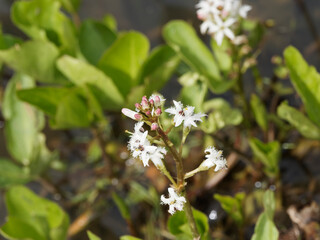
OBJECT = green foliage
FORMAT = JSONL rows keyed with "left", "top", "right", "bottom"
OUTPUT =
{"left": 180, "top": 80, "right": 207, "bottom": 112}
{"left": 249, "top": 138, "right": 280, "bottom": 178}
{"left": 163, "top": 20, "right": 235, "bottom": 93}
{"left": 277, "top": 101, "right": 320, "bottom": 140}
{"left": 0, "top": 186, "right": 69, "bottom": 240}
{"left": 251, "top": 190, "right": 279, "bottom": 240}
{"left": 214, "top": 192, "right": 245, "bottom": 226}
{"left": 284, "top": 46, "right": 320, "bottom": 126}
{"left": 87, "top": 231, "right": 101, "bottom": 240}
{"left": 167, "top": 208, "right": 209, "bottom": 240}
{"left": 250, "top": 94, "right": 268, "bottom": 132}
{"left": 112, "top": 192, "right": 131, "bottom": 220}
{"left": 0, "top": 159, "right": 31, "bottom": 188}
{"left": 210, "top": 38, "right": 232, "bottom": 73}
{"left": 201, "top": 98, "right": 243, "bottom": 133}
{"left": 120, "top": 236, "right": 142, "bottom": 240}
{"left": 98, "top": 31, "right": 150, "bottom": 96}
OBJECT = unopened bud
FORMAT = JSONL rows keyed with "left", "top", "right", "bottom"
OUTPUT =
{"left": 141, "top": 100, "right": 149, "bottom": 110}
{"left": 149, "top": 99, "right": 154, "bottom": 105}
{"left": 134, "top": 114, "right": 143, "bottom": 120}
{"left": 154, "top": 95, "right": 161, "bottom": 107}
{"left": 135, "top": 103, "right": 141, "bottom": 109}
{"left": 155, "top": 108, "right": 162, "bottom": 116}
{"left": 145, "top": 110, "right": 151, "bottom": 116}
{"left": 151, "top": 123, "right": 159, "bottom": 130}
{"left": 142, "top": 96, "right": 148, "bottom": 102}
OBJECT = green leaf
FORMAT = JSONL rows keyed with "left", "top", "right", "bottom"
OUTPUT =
{"left": 112, "top": 192, "right": 131, "bottom": 220}
{"left": 0, "top": 158, "right": 31, "bottom": 188}
{"left": 102, "top": 14, "right": 117, "bottom": 31}
{"left": 120, "top": 236, "right": 142, "bottom": 240}
{"left": 87, "top": 230, "right": 101, "bottom": 240}
{"left": 277, "top": 101, "right": 320, "bottom": 140}
{"left": 201, "top": 98, "right": 243, "bottom": 133}
{"left": 17, "top": 87, "right": 70, "bottom": 116}
{"left": 79, "top": 20, "right": 117, "bottom": 65}
{"left": 11, "top": 0, "right": 77, "bottom": 52}
{"left": 168, "top": 208, "right": 209, "bottom": 240}
{"left": 57, "top": 55, "right": 124, "bottom": 110}
{"left": 250, "top": 94, "right": 268, "bottom": 132}
{"left": 58, "top": 0, "right": 81, "bottom": 13}
{"left": 98, "top": 31, "right": 150, "bottom": 96}
{"left": 249, "top": 138, "right": 280, "bottom": 178}
{"left": 180, "top": 80, "right": 207, "bottom": 112}
{"left": 1, "top": 185, "right": 69, "bottom": 240}
{"left": 214, "top": 192, "right": 245, "bottom": 226}
{"left": 210, "top": 38, "right": 232, "bottom": 73}
{"left": 251, "top": 190, "right": 278, "bottom": 240}
{"left": 0, "top": 40, "right": 63, "bottom": 83}
{"left": 163, "top": 20, "right": 233, "bottom": 93}
{"left": 3, "top": 74, "right": 42, "bottom": 165}
{"left": 140, "top": 45, "right": 180, "bottom": 95}
{"left": 284, "top": 46, "right": 320, "bottom": 126}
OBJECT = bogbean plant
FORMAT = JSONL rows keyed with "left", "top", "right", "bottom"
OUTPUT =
{"left": 0, "top": 0, "right": 319, "bottom": 239}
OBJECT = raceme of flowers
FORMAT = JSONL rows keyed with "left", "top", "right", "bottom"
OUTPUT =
{"left": 122, "top": 95, "right": 227, "bottom": 214}
{"left": 196, "top": 0, "right": 252, "bottom": 45}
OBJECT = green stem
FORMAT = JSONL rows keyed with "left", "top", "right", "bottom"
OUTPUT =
{"left": 184, "top": 198, "right": 200, "bottom": 239}
{"left": 184, "top": 168, "right": 202, "bottom": 180}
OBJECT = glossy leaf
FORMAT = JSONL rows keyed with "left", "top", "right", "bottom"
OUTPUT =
{"left": 0, "top": 158, "right": 31, "bottom": 188}
{"left": 180, "top": 80, "right": 207, "bottom": 112}
{"left": 211, "top": 38, "right": 232, "bottom": 73}
{"left": 57, "top": 55, "right": 124, "bottom": 110}
{"left": 0, "top": 40, "right": 63, "bottom": 83}
{"left": 163, "top": 20, "right": 234, "bottom": 93}
{"left": 1, "top": 185, "right": 69, "bottom": 240}
{"left": 79, "top": 20, "right": 117, "bottom": 65}
{"left": 214, "top": 192, "right": 245, "bottom": 226}
{"left": 201, "top": 98, "right": 243, "bottom": 133}
{"left": 250, "top": 94, "right": 268, "bottom": 132}
{"left": 249, "top": 138, "right": 280, "bottom": 178}
{"left": 284, "top": 46, "right": 320, "bottom": 126}
{"left": 168, "top": 208, "right": 209, "bottom": 240}
{"left": 87, "top": 231, "right": 101, "bottom": 240}
{"left": 277, "top": 101, "right": 320, "bottom": 140}
{"left": 98, "top": 31, "right": 150, "bottom": 96}
{"left": 140, "top": 45, "right": 180, "bottom": 95}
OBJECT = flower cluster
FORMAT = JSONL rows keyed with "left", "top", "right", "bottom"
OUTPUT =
{"left": 122, "top": 94, "right": 226, "bottom": 215}
{"left": 196, "top": 0, "right": 252, "bottom": 45}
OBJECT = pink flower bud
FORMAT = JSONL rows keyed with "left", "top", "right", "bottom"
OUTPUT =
{"left": 142, "top": 96, "right": 148, "bottom": 102}
{"left": 122, "top": 108, "right": 140, "bottom": 120}
{"left": 151, "top": 123, "right": 158, "bottom": 131}
{"left": 149, "top": 99, "right": 154, "bottom": 105}
{"left": 145, "top": 110, "right": 151, "bottom": 116}
{"left": 141, "top": 100, "right": 149, "bottom": 110}
{"left": 155, "top": 108, "right": 162, "bottom": 116}
{"left": 134, "top": 114, "right": 143, "bottom": 120}
{"left": 135, "top": 103, "right": 141, "bottom": 109}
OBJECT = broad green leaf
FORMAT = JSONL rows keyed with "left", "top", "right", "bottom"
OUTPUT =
{"left": 0, "top": 158, "right": 31, "bottom": 188}
{"left": 249, "top": 138, "right": 280, "bottom": 178}
{"left": 0, "top": 216, "right": 47, "bottom": 240}
{"left": 79, "top": 20, "right": 117, "bottom": 65}
{"left": 58, "top": 0, "right": 81, "bottom": 13}
{"left": 112, "top": 192, "right": 131, "bottom": 220}
{"left": 87, "top": 231, "right": 101, "bottom": 240}
{"left": 57, "top": 55, "right": 124, "bottom": 110}
{"left": 52, "top": 88, "right": 93, "bottom": 128}
{"left": 284, "top": 46, "right": 320, "bottom": 126}
{"left": 0, "top": 40, "right": 63, "bottom": 83}
{"left": 211, "top": 38, "right": 232, "bottom": 73}
{"left": 98, "top": 31, "right": 150, "bottom": 96}
{"left": 180, "top": 80, "right": 207, "bottom": 112}
{"left": 168, "top": 208, "right": 209, "bottom": 240}
{"left": 250, "top": 94, "right": 268, "bottom": 132}
{"left": 103, "top": 14, "right": 117, "bottom": 31}
{"left": 140, "top": 45, "right": 180, "bottom": 95}
{"left": 163, "top": 20, "right": 233, "bottom": 93}
{"left": 120, "top": 236, "right": 142, "bottom": 240}
{"left": 277, "top": 101, "right": 320, "bottom": 140}
{"left": 2, "top": 185, "right": 69, "bottom": 240}
{"left": 251, "top": 213, "right": 279, "bottom": 240}
{"left": 0, "top": 27, "right": 22, "bottom": 50}
{"left": 17, "top": 87, "right": 70, "bottom": 116}
{"left": 125, "top": 85, "right": 145, "bottom": 109}
{"left": 3, "top": 74, "right": 42, "bottom": 165}
{"left": 214, "top": 192, "right": 245, "bottom": 226}
{"left": 251, "top": 190, "right": 278, "bottom": 240}
{"left": 11, "top": 0, "right": 77, "bottom": 52}
{"left": 201, "top": 98, "right": 243, "bottom": 133}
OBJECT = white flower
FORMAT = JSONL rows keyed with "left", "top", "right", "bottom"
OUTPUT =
{"left": 196, "top": 0, "right": 223, "bottom": 19}
{"left": 211, "top": 17, "right": 236, "bottom": 45}
{"left": 200, "top": 146, "right": 227, "bottom": 171}
{"left": 239, "top": 4, "right": 252, "bottom": 18}
{"left": 122, "top": 108, "right": 142, "bottom": 120}
{"left": 150, "top": 147, "right": 166, "bottom": 169}
{"left": 161, "top": 187, "right": 186, "bottom": 215}
{"left": 165, "top": 100, "right": 206, "bottom": 128}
